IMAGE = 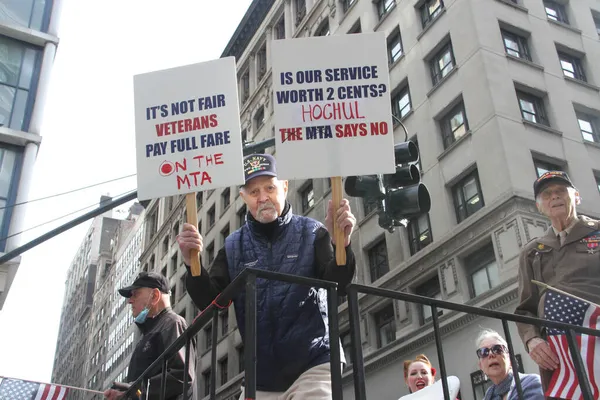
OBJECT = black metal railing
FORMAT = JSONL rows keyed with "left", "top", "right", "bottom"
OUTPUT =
{"left": 122, "top": 269, "right": 600, "bottom": 400}
{"left": 346, "top": 283, "right": 600, "bottom": 400}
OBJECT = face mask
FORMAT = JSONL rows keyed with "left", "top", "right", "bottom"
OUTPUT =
{"left": 134, "top": 294, "right": 154, "bottom": 324}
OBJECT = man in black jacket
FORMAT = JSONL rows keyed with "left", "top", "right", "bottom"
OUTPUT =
{"left": 177, "top": 154, "right": 356, "bottom": 399}
{"left": 103, "top": 272, "right": 196, "bottom": 400}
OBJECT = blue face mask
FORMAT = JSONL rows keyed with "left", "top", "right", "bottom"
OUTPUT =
{"left": 135, "top": 307, "right": 150, "bottom": 324}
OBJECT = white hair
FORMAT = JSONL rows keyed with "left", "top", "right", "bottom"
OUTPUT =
{"left": 475, "top": 329, "right": 508, "bottom": 349}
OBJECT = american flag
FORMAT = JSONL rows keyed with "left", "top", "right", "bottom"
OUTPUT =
{"left": 0, "top": 378, "right": 68, "bottom": 400}
{"left": 544, "top": 289, "right": 600, "bottom": 399}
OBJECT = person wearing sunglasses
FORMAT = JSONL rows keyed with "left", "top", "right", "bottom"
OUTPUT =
{"left": 476, "top": 329, "right": 544, "bottom": 400}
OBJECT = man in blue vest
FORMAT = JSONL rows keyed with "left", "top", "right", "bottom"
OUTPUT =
{"left": 177, "top": 153, "right": 356, "bottom": 399}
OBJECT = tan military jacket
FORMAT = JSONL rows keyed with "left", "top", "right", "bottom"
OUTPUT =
{"left": 515, "top": 215, "right": 600, "bottom": 347}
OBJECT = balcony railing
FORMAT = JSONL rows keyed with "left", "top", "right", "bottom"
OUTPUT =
{"left": 123, "top": 268, "right": 600, "bottom": 400}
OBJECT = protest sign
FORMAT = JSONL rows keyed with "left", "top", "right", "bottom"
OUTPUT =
{"left": 134, "top": 58, "right": 245, "bottom": 201}
{"left": 271, "top": 32, "right": 396, "bottom": 180}
{"left": 272, "top": 33, "right": 395, "bottom": 264}
{"left": 134, "top": 58, "right": 244, "bottom": 275}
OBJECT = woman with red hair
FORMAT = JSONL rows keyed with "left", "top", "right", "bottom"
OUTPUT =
{"left": 403, "top": 354, "right": 437, "bottom": 394}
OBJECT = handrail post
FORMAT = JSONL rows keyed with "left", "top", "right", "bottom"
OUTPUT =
{"left": 210, "top": 309, "right": 218, "bottom": 400}
{"left": 501, "top": 319, "right": 524, "bottom": 400}
{"left": 160, "top": 358, "right": 168, "bottom": 400}
{"left": 244, "top": 273, "right": 258, "bottom": 400}
{"left": 566, "top": 329, "right": 593, "bottom": 400}
{"left": 431, "top": 305, "right": 450, "bottom": 400}
{"left": 347, "top": 285, "right": 367, "bottom": 400}
{"left": 182, "top": 336, "right": 190, "bottom": 400}
{"left": 327, "top": 286, "right": 343, "bottom": 400}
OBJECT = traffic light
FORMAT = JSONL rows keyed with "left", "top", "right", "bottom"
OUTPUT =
{"left": 344, "top": 141, "right": 431, "bottom": 232}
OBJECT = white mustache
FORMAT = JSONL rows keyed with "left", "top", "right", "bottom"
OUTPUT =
{"left": 257, "top": 203, "right": 276, "bottom": 213}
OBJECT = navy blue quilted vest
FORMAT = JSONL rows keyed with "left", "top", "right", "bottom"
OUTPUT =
{"left": 225, "top": 212, "right": 333, "bottom": 391}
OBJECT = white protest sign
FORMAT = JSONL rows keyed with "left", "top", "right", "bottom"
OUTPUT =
{"left": 271, "top": 33, "right": 395, "bottom": 180}
{"left": 134, "top": 58, "right": 245, "bottom": 201}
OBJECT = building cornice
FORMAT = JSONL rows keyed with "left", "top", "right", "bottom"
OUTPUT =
{"left": 221, "top": 0, "right": 276, "bottom": 60}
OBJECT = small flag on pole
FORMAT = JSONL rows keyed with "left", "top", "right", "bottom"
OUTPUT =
{"left": 0, "top": 377, "right": 68, "bottom": 400}
{"left": 543, "top": 288, "right": 600, "bottom": 399}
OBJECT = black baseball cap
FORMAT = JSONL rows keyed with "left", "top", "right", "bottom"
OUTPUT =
{"left": 118, "top": 271, "right": 170, "bottom": 298}
{"left": 243, "top": 154, "right": 277, "bottom": 184}
{"left": 533, "top": 170, "right": 575, "bottom": 198}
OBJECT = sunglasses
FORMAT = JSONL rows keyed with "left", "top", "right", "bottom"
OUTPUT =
{"left": 476, "top": 344, "right": 508, "bottom": 359}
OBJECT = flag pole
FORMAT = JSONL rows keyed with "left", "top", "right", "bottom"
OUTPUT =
{"left": 0, "top": 376, "right": 105, "bottom": 395}
{"left": 531, "top": 280, "right": 600, "bottom": 308}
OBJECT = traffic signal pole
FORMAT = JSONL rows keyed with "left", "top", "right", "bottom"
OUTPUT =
{"left": 0, "top": 138, "right": 277, "bottom": 266}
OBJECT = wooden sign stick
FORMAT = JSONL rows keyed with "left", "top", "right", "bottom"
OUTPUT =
{"left": 185, "top": 193, "right": 202, "bottom": 276}
{"left": 330, "top": 176, "right": 346, "bottom": 266}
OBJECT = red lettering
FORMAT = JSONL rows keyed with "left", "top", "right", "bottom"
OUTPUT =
{"left": 155, "top": 124, "right": 165, "bottom": 137}
{"left": 201, "top": 171, "right": 212, "bottom": 185}
{"left": 175, "top": 158, "right": 187, "bottom": 172}
{"left": 176, "top": 175, "right": 191, "bottom": 189}
{"left": 214, "top": 153, "right": 223, "bottom": 165}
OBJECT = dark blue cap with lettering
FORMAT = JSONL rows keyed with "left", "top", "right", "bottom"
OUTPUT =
{"left": 243, "top": 154, "right": 277, "bottom": 184}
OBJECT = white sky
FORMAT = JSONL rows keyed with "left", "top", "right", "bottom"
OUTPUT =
{"left": 0, "top": 0, "right": 253, "bottom": 384}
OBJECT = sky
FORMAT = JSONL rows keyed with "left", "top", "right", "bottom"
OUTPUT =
{"left": 0, "top": 0, "right": 253, "bottom": 384}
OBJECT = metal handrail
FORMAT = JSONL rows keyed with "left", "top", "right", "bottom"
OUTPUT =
{"left": 121, "top": 271, "right": 600, "bottom": 400}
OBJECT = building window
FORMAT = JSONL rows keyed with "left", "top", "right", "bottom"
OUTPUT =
{"left": 576, "top": 113, "right": 600, "bottom": 143}
{"left": 208, "top": 205, "right": 216, "bottom": 227}
{"left": 595, "top": 174, "right": 600, "bottom": 194}
{"left": 368, "top": 238, "right": 389, "bottom": 282}
{"left": 172, "top": 222, "right": 179, "bottom": 240}
{"left": 363, "top": 197, "right": 379, "bottom": 216}
{"left": 374, "top": 304, "right": 396, "bottom": 348}
{"left": 237, "top": 345, "right": 245, "bottom": 373}
{"left": 241, "top": 128, "right": 247, "bottom": 144}
{"left": 533, "top": 159, "right": 561, "bottom": 178}
{"left": 204, "top": 325, "right": 212, "bottom": 349}
{"left": 408, "top": 214, "right": 432, "bottom": 255}
{"left": 342, "top": 0, "right": 357, "bottom": 14}
{"left": 238, "top": 204, "right": 247, "bottom": 227}
{"left": 544, "top": 1, "right": 568, "bottom": 24}
{"left": 254, "top": 106, "right": 265, "bottom": 131}
{"left": 415, "top": 275, "right": 442, "bottom": 324}
{"left": 196, "top": 191, "right": 203, "bottom": 207}
{"left": 501, "top": 30, "right": 530, "bottom": 60}
{"left": 0, "top": 0, "right": 50, "bottom": 31}
{"left": 222, "top": 188, "right": 230, "bottom": 210}
{"left": 295, "top": 0, "right": 306, "bottom": 25}
{"left": 558, "top": 52, "right": 586, "bottom": 82}
{"left": 0, "top": 145, "right": 22, "bottom": 252}
{"left": 387, "top": 29, "right": 403, "bottom": 64}
{"left": 202, "top": 370, "right": 211, "bottom": 396}
{"left": 257, "top": 44, "right": 267, "bottom": 81}
{"left": 170, "top": 285, "right": 176, "bottom": 306}
{"left": 315, "top": 20, "right": 330, "bottom": 36}
{"left": 453, "top": 170, "right": 484, "bottom": 223}
{"left": 516, "top": 90, "right": 548, "bottom": 126}
{"left": 220, "top": 310, "right": 229, "bottom": 335}
{"left": 593, "top": 12, "right": 600, "bottom": 37}
{"left": 162, "top": 235, "right": 169, "bottom": 255}
{"left": 240, "top": 70, "right": 250, "bottom": 103}
{"left": 441, "top": 101, "right": 468, "bottom": 148}
{"left": 430, "top": 42, "right": 455, "bottom": 86}
{"left": 466, "top": 243, "right": 499, "bottom": 298}
{"left": 170, "top": 254, "right": 177, "bottom": 277}
{"left": 0, "top": 36, "right": 42, "bottom": 131}
{"left": 219, "top": 357, "right": 228, "bottom": 386}
{"left": 221, "top": 224, "right": 230, "bottom": 245}
{"left": 275, "top": 16, "right": 285, "bottom": 39}
{"left": 348, "top": 20, "right": 361, "bottom": 34}
{"left": 420, "top": 0, "right": 444, "bottom": 28}
{"left": 206, "top": 241, "right": 215, "bottom": 265}
{"left": 392, "top": 85, "right": 411, "bottom": 120}
{"left": 300, "top": 180, "right": 315, "bottom": 212}
{"left": 377, "top": 0, "right": 395, "bottom": 19}
{"left": 341, "top": 331, "right": 353, "bottom": 365}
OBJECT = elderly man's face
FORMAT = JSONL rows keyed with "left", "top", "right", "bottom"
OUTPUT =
{"left": 536, "top": 183, "right": 578, "bottom": 220}
{"left": 240, "top": 176, "right": 288, "bottom": 223}
{"left": 477, "top": 338, "right": 510, "bottom": 381}
{"left": 128, "top": 287, "right": 155, "bottom": 317}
